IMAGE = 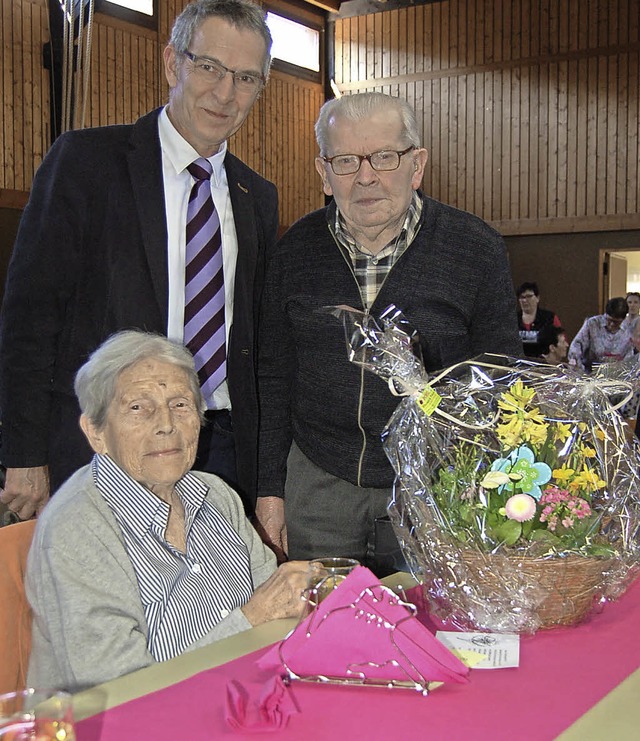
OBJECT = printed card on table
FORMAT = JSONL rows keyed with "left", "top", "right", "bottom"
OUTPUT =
{"left": 436, "top": 631, "right": 520, "bottom": 669}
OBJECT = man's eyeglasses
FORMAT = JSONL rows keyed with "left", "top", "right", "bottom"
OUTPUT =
{"left": 181, "top": 50, "right": 264, "bottom": 93}
{"left": 518, "top": 293, "right": 537, "bottom": 300}
{"left": 321, "top": 147, "right": 415, "bottom": 176}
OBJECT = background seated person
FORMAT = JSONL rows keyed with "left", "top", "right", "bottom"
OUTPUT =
{"left": 623, "top": 291, "right": 640, "bottom": 332}
{"left": 25, "top": 331, "right": 309, "bottom": 693}
{"left": 536, "top": 325, "right": 569, "bottom": 365}
{"left": 568, "top": 297, "right": 633, "bottom": 372}
{"left": 517, "top": 281, "right": 562, "bottom": 357}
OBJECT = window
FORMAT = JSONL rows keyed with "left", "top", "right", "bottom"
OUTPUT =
{"left": 102, "top": 0, "right": 152, "bottom": 13}
{"left": 266, "top": 11, "right": 320, "bottom": 74}
{"left": 96, "top": 0, "right": 156, "bottom": 29}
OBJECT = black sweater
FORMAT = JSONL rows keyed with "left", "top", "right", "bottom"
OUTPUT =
{"left": 257, "top": 196, "right": 522, "bottom": 496}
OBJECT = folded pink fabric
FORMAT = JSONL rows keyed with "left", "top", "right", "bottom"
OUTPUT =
{"left": 225, "top": 567, "right": 468, "bottom": 732}
{"left": 258, "top": 566, "right": 469, "bottom": 688}
{"left": 226, "top": 674, "right": 300, "bottom": 732}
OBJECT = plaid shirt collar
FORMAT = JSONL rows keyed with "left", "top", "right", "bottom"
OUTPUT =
{"left": 328, "top": 192, "right": 423, "bottom": 309}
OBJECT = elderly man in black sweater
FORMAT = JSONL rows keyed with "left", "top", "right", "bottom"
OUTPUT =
{"left": 255, "top": 92, "right": 522, "bottom": 573}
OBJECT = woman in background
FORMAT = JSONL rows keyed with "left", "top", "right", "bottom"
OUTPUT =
{"left": 516, "top": 282, "right": 562, "bottom": 357}
{"left": 568, "top": 297, "right": 633, "bottom": 372}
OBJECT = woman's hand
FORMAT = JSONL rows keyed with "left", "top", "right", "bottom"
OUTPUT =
{"left": 241, "top": 560, "right": 310, "bottom": 626}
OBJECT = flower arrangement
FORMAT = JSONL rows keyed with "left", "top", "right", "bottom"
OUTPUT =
{"left": 431, "top": 379, "right": 615, "bottom": 557}
{"left": 335, "top": 305, "right": 640, "bottom": 633}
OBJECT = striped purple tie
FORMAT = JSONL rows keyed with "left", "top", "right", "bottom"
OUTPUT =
{"left": 184, "top": 158, "right": 226, "bottom": 399}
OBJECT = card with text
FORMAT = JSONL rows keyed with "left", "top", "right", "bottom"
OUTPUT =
{"left": 436, "top": 631, "right": 520, "bottom": 669}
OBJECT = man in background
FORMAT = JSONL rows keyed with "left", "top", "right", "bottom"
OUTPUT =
{"left": 0, "top": 0, "right": 278, "bottom": 519}
{"left": 537, "top": 325, "right": 569, "bottom": 365}
{"left": 254, "top": 92, "right": 522, "bottom": 572}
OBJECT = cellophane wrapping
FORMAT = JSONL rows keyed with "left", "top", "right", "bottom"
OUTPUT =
{"left": 340, "top": 306, "right": 640, "bottom": 633}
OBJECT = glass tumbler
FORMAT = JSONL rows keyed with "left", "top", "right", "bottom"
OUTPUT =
{"left": 0, "top": 689, "right": 75, "bottom": 741}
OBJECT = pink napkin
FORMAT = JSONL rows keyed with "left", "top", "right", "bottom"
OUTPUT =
{"left": 225, "top": 566, "right": 468, "bottom": 733}
{"left": 259, "top": 566, "right": 469, "bottom": 687}
{"left": 226, "top": 674, "right": 300, "bottom": 732}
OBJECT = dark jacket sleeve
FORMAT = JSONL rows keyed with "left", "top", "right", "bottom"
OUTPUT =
{"left": 0, "top": 133, "right": 91, "bottom": 466}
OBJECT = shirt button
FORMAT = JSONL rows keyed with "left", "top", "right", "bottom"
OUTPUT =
{"left": 220, "top": 608, "right": 230, "bottom": 618}
{"left": 191, "top": 563, "right": 202, "bottom": 574}
{"left": 371, "top": 258, "right": 378, "bottom": 265}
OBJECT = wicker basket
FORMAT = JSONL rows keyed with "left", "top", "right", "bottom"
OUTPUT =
{"left": 457, "top": 550, "right": 614, "bottom": 629}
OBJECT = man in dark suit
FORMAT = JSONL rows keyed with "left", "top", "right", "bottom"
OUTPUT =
{"left": 0, "top": 0, "right": 278, "bottom": 519}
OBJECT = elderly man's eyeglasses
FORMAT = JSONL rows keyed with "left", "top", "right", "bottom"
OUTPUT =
{"left": 181, "top": 50, "right": 265, "bottom": 93}
{"left": 321, "top": 147, "right": 415, "bottom": 176}
{"left": 518, "top": 293, "right": 537, "bottom": 300}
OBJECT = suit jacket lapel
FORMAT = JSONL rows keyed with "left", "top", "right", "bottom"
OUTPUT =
{"left": 127, "top": 108, "right": 169, "bottom": 327}
{"left": 225, "top": 154, "right": 258, "bottom": 298}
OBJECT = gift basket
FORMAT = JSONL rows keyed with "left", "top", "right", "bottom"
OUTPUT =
{"left": 336, "top": 305, "right": 640, "bottom": 634}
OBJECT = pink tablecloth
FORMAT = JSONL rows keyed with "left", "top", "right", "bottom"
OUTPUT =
{"left": 77, "top": 579, "right": 640, "bottom": 741}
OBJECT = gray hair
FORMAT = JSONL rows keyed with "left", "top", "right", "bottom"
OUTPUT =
{"left": 74, "top": 331, "right": 206, "bottom": 428}
{"left": 170, "top": 0, "right": 273, "bottom": 78}
{"left": 315, "top": 93, "right": 421, "bottom": 156}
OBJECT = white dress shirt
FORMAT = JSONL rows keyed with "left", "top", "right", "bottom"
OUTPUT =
{"left": 158, "top": 106, "right": 237, "bottom": 410}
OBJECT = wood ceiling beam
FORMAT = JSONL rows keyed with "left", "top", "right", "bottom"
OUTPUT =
{"left": 300, "top": 0, "right": 341, "bottom": 13}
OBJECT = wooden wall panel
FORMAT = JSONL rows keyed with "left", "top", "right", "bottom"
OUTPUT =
{"left": 333, "top": 0, "right": 640, "bottom": 235}
{"left": 1, "top": 0, "right": 50, "bottom": 192}
{"left": 0, "top": 0, "right": 323, "bottom": 230}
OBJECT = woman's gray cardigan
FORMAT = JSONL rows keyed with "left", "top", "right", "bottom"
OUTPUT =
{"left": 25, "top": 466, "right": 276, "bottom": 692}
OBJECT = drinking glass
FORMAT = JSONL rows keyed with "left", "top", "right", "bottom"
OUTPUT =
{"left": 0, "top": 689, "right": 75, "bottom": 741}
{"left": 307, "top": 557, "right": 360, "bottom": 604}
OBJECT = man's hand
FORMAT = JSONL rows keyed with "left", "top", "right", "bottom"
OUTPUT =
{"left": 0, "top": 466, "right": 50, "bottom": 520}
{"left": 241, "top": 560, "right": 310, "bottom": 626}
{"left": 254, "top": 496, "right": 287, "bottom": 562}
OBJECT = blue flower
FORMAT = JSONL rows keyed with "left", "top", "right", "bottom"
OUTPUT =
{"left": 490, "top": 446, "right": 552, "bottom": 500}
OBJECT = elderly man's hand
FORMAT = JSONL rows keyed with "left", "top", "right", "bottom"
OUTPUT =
{"left": 0, "top": 466, "right": 50, "bottom": 520}
{"left": 254, "top": 496, "right": 287, "bottom": 562}
{"left": 241, "top": 560, "right": 310, "bottom": 626}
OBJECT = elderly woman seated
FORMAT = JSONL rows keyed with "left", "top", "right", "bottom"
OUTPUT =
{"left": 26, "top": 331, "right": 309, "bottom": 692}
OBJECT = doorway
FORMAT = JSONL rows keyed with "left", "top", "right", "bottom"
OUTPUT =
{"left": 600, "top": 249, "right": 640, "bottom": 310}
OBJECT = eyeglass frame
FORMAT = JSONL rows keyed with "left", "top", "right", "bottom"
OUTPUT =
{"left": 321, "top": 146, "right": 416, "bottom": 176}
{"left": 180, "top": 50, "right": 265, "bottom": 92}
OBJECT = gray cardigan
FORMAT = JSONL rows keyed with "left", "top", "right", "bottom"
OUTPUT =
{"left": 26, "top": 466, "right": 276, "bottom": 692}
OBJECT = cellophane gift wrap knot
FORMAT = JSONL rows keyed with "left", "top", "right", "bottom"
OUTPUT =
{"left": 337, "top": 305, "right": 640, "bottom": 634}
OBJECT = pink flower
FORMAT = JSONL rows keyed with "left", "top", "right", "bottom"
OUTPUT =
{"left": 505, "top": 494, "right": 537, "bottom": 522}
{"left": 538, "top": 486, "right": 592, "bottom": 532}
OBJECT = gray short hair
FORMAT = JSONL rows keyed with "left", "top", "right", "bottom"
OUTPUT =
{"left": 169, "top": 0, "right": 273, "bottom": 78}
{"left": 315, "top": 93, "right": 421, "bottom": 156}
{"left": 74, "top": 331, "right": 206, "bottom": 428}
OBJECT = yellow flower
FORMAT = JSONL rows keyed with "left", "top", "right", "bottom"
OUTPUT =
{"left": 580, "top": 445, "right": 597, "bottom": 458}
{"left": 498, "top": 380, "right": 536, "bottom": 412}
{"left": 496, "top": 416, "right": 525, "bottom": 448}
{"left": 522, "top": 406, "right": 546, "bottom": 424}
{"left": 568, "top": 468, "right": 606, "bottom": 492}
{"left": 553, "top": 464, "right": 575, "bottom": 483}
{"left": 524, "top": 421, "right": 549, "bottom": 446}
{"left": 554, "top": 422, "right": 572, "bottom": 443}
{"left": 595, "top": 428, "right": 607, "bottom": 441}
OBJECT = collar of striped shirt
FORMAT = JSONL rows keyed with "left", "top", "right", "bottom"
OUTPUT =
{"left": 328, "top": 191, "right": 424, "bottom": 309}
{"left": 92, "top": 453, "right": 208, "bottom": 538}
